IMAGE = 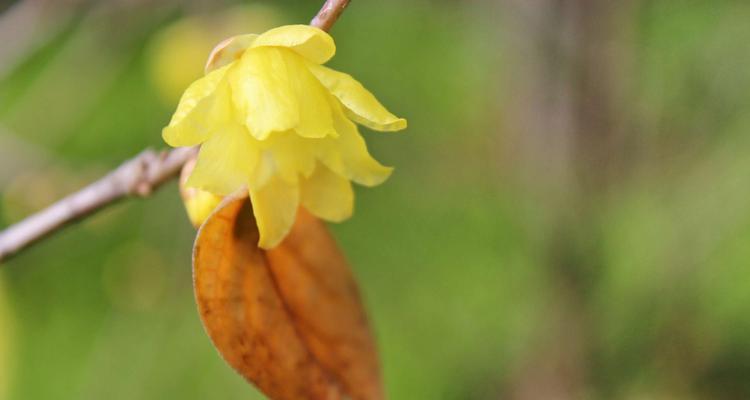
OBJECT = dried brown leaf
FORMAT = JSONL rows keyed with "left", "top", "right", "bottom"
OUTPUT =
{"left": 193, "top": 195, "right": 383, "bottom": 400}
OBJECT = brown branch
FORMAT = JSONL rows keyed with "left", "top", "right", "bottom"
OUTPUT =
{"left": 0, "top": 1, "right": 351, "bottom": 263}
{"left": 0, "top": 147, "right": 197, "bottom": 261}
{"left": 310, "top": 0, "right": 351, "bottom": 31}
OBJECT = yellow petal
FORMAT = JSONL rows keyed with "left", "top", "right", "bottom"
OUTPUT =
{"left": 308, "top": 64, "right": 407, "bottom": 132}
{"left": 250, "top": 150, "right": 277, "bottom": 190}
{"left": 230, "top": 48, "right": 335, "bottom": 140}
{"left": 187, "top": 123, "right": 259, "bottom": 195}
{"left": 163, "top": 65, "right": 230, "bottom": 146}
{"left": 252, "top": 24, "right": 335, "bottom": 64}
{"left": 261, "top": 131, "right": 316, "bottom": 185}
{"left": 249, "top": 175, "right": 300, "bottom": 249}
{"left": 301, "top": 164, "right": 353, "bottom": 222}
{"left": 319, "top": 102, "right": 393, "bottom": 187}
{"left": 230, "top": 47, "right": 298, "bottom": 140}
{"left": 286, "top": 52, "right": 336, "bottom": 139}
{"left": 205, "top": 34, "right": 258, "bottom": 73}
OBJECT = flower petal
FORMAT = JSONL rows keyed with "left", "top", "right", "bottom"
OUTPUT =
{"left": 261, "top": 131, "right": 317, "bottom": 185}
{"left": 286, "top": 52, "right": 336, "bottom": 139}
{"left": 252, "top": 24, "right": 335, "bottom": 64}
{"left": 230, "top": 48, "right": 335, "bottom": 140}
{"left": 230, "top": 48, "right": 298, "bottom": 140}
{"left": 301, "top": 164, "right": 353, "bottom": 222}
{"left": 162, "top": 65, "right": 230, "bottom": 146}
{"left": 308, "top": 64, "right": 407, "bottom": 132}
{"left": 249, "top": 175, "right": 300, "bottom": 249}
{"left": 319, "top": 102, "right": 393, "bottom": 187}
{"left": 186, "top": 123, "right": 259, "bottom": 195}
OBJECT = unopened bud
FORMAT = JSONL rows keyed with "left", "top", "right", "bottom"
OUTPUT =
{"left": 180, "top": 157, "right": 222, "bottom": 228}
{"left": 205, "top": 34, "right": 258, "bottom": 74}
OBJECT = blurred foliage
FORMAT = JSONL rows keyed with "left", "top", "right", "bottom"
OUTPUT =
{"left": 1, "top": 0, "right": 750, "bottom": 399}
{"left": 146, "top": 4, "right": 280, "bottom": 104}
{"left": 0, "top": 277, "right": 12, "bottom": 400}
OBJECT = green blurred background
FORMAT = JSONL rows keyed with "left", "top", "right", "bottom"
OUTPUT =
{"left": 2, "top": 0, "right": 750, "bottom": 398}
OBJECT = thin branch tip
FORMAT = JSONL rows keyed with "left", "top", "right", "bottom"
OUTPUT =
{"left": 311, "top": 0, "right": 351, "bottom": 32}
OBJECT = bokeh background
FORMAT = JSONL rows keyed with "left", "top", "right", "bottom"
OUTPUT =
{"left": 2, "top": 0, "right": 750, "bottom": 399}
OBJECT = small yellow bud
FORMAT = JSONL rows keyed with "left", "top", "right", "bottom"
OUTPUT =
{"left": 179, "top": 157, "right": 222, "bottom": 228}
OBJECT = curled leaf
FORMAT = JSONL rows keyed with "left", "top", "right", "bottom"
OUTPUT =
{"left": 193, "top": 195, "right": 383, "bottom": 400}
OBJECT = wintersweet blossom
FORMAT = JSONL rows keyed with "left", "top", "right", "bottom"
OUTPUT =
{"left": 162, "top": 25, "right": 406, "bottom": 248}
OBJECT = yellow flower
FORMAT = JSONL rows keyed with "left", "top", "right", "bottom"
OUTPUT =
{"left": 162, "top": 25, "right": 406, "bottom": 248}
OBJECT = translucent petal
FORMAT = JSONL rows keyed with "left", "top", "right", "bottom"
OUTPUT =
{"left": 261, "top": 131, "right": 317, "bottom": 185}
{"left": 163, "top": 65, "right": 230, "bottom": 146}
{"left": 252, "top": 24, "right": 335, "bottom": 64}
{"left": 250, "top": 150, "right": 277, "bottom": 191}
{"left": 230, "top": 48, "right": 335, "bottom": 140}
{"left": 308, "top": 64, "right": 407, "bottom": 132}
{"left": 319, "top": 102, "right": 393, "bottom": 187}
{"left": 249, "top": 175, "right": 300, "bottom": 249}
{"left": 300, "top": 164, "right": 353, "bottom": 222}
{"left": 285, "top": 52, "right": 336, "bottom": 139}
{"left": 186, "top": 123, "right": 259, "bottom": 195}
{"left": 230, "top": 48, "right": 298, "bottom": 140}
{"left": 205, "top": 34, "right": 258, "bottom": 73}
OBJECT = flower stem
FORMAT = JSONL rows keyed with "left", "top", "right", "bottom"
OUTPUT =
{"left": 310, "top": 0, "right": 351, "bottom": 32}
